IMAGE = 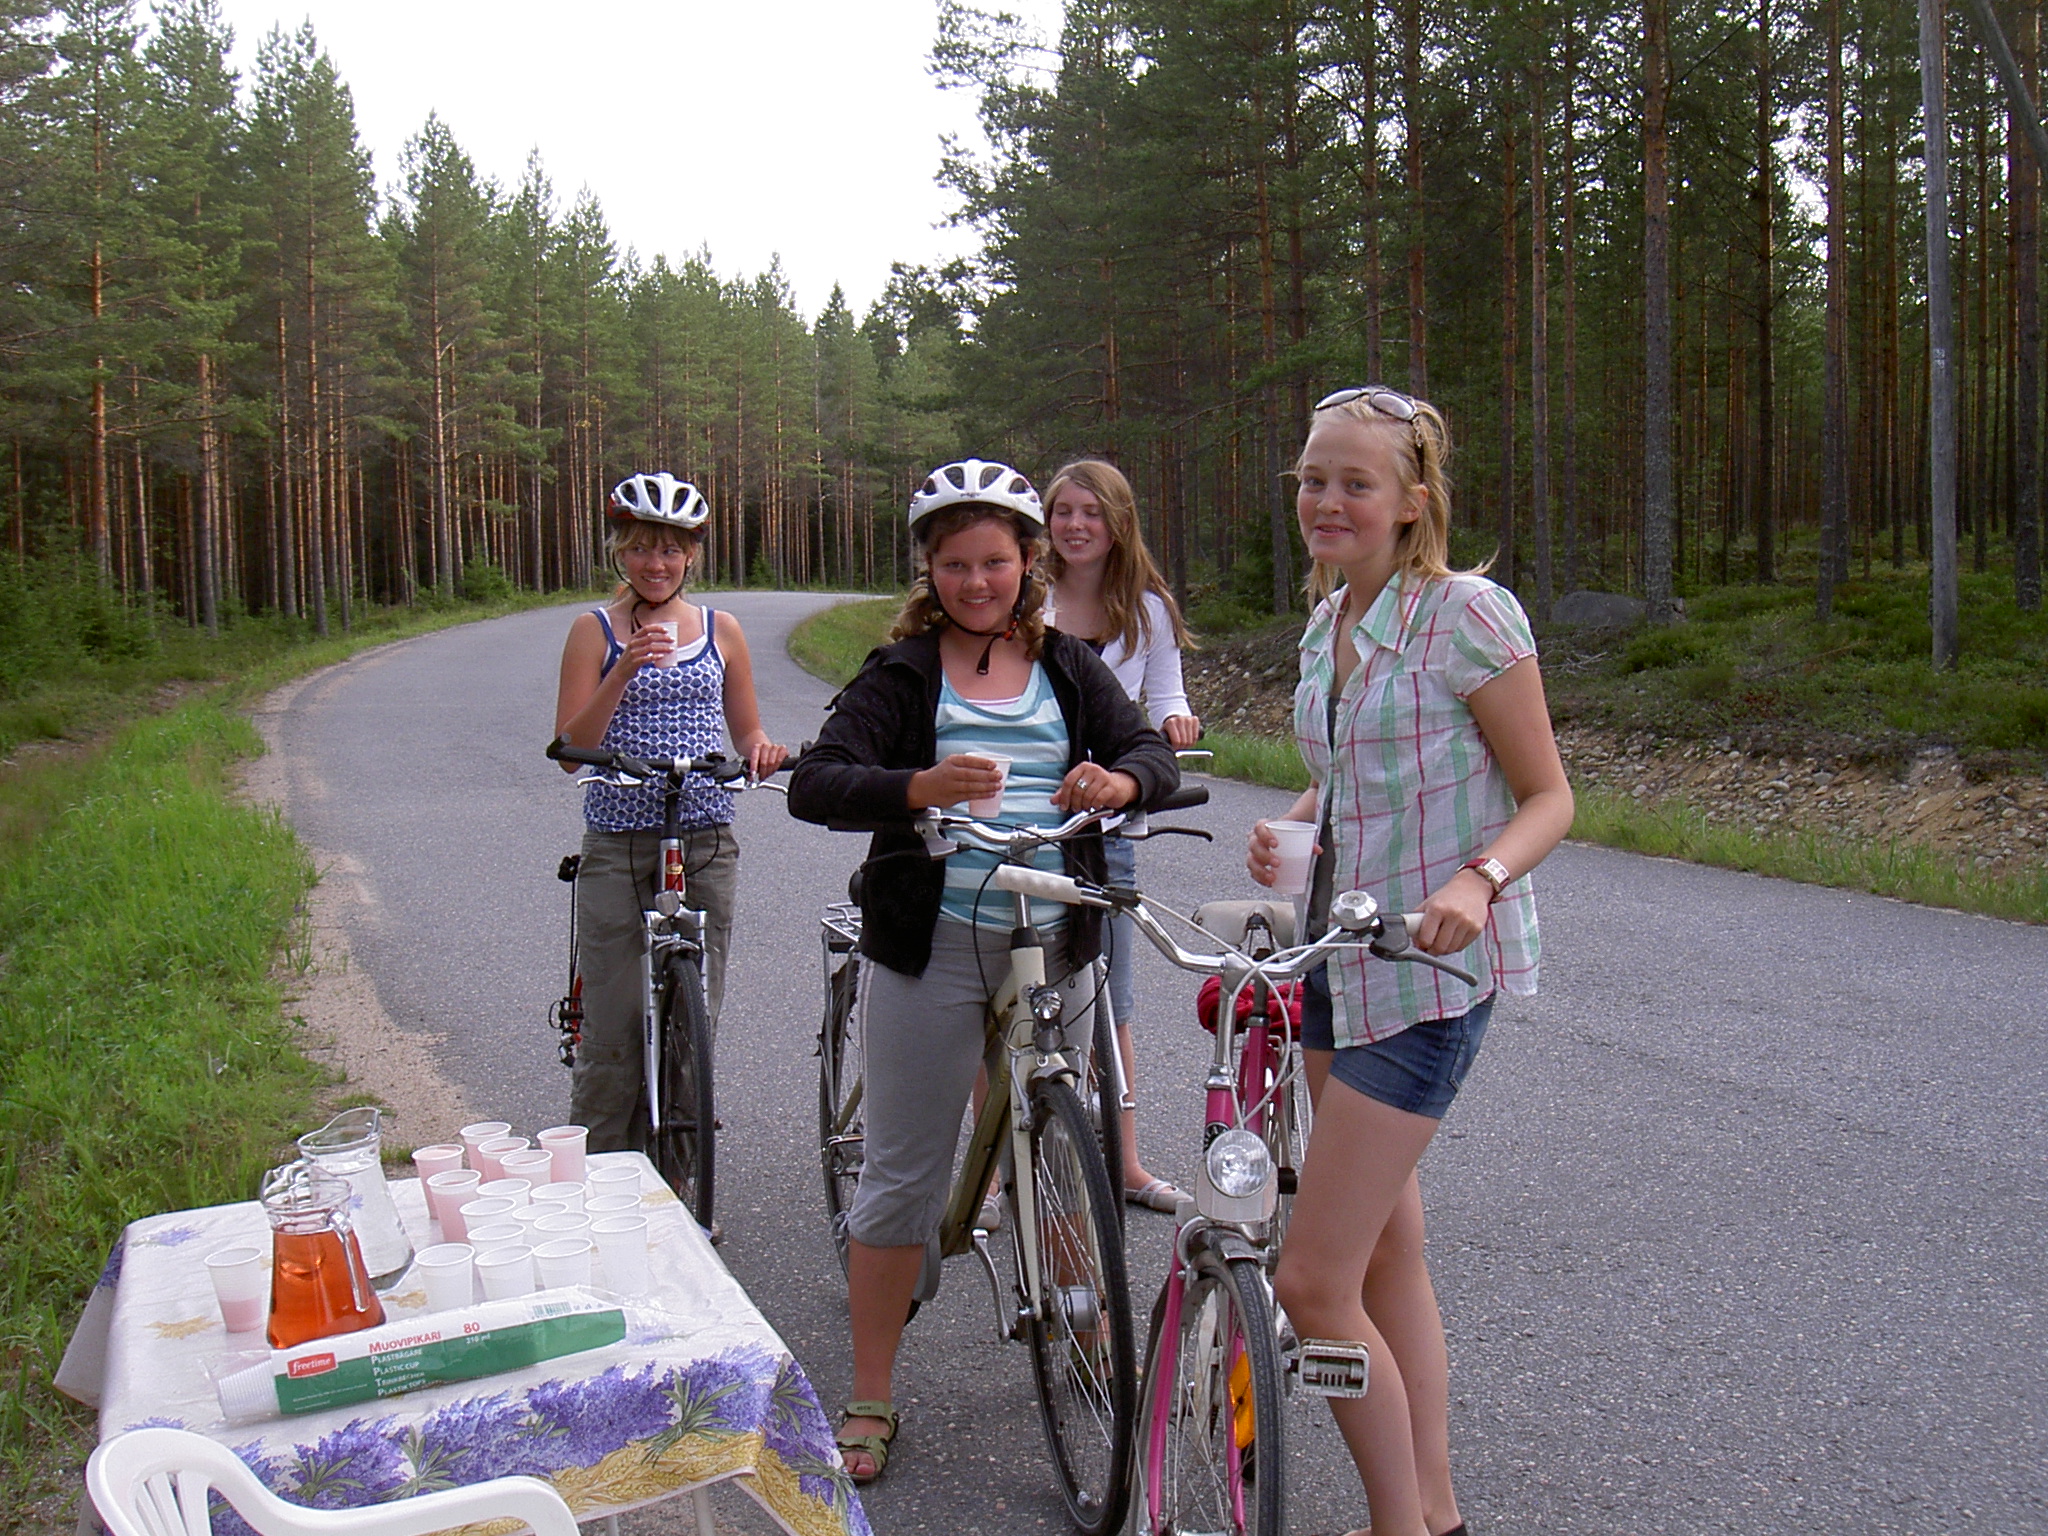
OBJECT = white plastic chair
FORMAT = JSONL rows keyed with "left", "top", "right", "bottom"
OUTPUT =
{"left": 86, "top": 1425, "right": 582, "bottom": 1536}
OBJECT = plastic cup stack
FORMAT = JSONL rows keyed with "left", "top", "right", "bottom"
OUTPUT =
{"left": 427, "top": 1170, "right": 483, "bottom": 1236}
{"left": 458, "top": 1122, "right": 512, "bottom": 1171}
{"left": 204, "top": 1246, "right": 268, "bottom": 1334}
{"left": 591, "top": 1215, "right": 650, "bottom": 1294}
{"left": 499, "top": 1148, "right": 554, "bottom": 1186}
{"left": 474, "top": 1244, "right": 535, "bottom": 1300}
{"left": 533, "top": 1239, "right": 595, "bottom": 1289}
{"left": 410, "top": 1144, "right": 466, "bottom": 1184}
{"left": 413, "top": 1244, "right": 475, "bottom": 1312}
{"left": 537, "top": 1125, "right": 589, "bottom": 1184}
{"left": 586, "top": 1162, "right": 642, "bottom": 1196}
{"left": 476, "top": 1137, "right": 529, "bottom": 1183}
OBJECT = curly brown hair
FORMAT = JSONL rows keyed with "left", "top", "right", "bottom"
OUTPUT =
{"left": 889, "top": 504, "right": 1050, "bottom": 657}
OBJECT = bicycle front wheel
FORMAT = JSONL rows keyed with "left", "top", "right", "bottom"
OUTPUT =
{"left": 650, "top": 954, "right": 716, "bottom": 1230}
{"left": 1131, "top": 1249, "right": 1285, "bottom": 1536}
{"left": 816, "top": 952, "right": 864, "bottom": 1275}
{"left": 1017, "top": 1077, "right": 1137, "bottom": 1536}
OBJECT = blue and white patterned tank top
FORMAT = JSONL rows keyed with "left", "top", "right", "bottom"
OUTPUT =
{"left": 934, "top": 665, "right": 1071, "bottom": 931}
{"left": 581, "top": 606, "right": 734, "bottom": 833}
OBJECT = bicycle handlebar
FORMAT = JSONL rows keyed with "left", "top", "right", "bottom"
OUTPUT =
{"left": 546, "top": 737, "right": 810, "bottom": 791}
{"left": 988, "top": 864, "right": 1481, "bottom": 987}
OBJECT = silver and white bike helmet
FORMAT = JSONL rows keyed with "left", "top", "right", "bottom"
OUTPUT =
{"left": 609, "top": 472, "right": 710, "bottom": 529}
{"left": 906, "top": 459, "right": 1044, "bottom": 535}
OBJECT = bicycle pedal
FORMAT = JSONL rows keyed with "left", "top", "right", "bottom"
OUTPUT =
{"left": 1296, "top": 1338, "right": 1371, "bottom": 1398}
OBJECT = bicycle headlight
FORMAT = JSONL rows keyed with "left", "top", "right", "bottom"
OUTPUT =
{"left": 1204, "top": 1129, "right": 1272, "bottom": 1200}
{"left": 1028, "top": 984, "right": 1064, "bottom": 1025}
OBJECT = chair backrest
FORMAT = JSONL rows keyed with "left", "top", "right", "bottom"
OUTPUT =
{"left": 87, "top": 1426, "right": 580, "bottom": 1536}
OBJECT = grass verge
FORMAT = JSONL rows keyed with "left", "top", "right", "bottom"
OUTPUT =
{"left": 0, "top": 585, "right": 593, "bottom": 1526}
{"left": 784, "top": 597, "right": 2046, "bottom": 924}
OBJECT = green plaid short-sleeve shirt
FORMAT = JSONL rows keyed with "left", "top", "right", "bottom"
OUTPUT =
{"left": 1295, "top": 572, "right": 1541, "bottom": 1047}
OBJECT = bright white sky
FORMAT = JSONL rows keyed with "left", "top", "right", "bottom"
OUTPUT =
{"left": 182, "top": 0, "right": 1069, "bottom": 321}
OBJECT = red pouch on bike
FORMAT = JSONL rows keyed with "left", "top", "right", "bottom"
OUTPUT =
{"left": 1196, "top": 975, "right": 1303, "bottom": 1039}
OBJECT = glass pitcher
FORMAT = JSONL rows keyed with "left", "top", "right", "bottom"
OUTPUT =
{"left": 296, "top": 1106, "right": 414, "bottom": 1287}
{"left": 260, "top": 1161, "right": 386, "bottom": 1348}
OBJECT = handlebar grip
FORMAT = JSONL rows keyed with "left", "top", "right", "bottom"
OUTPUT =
{"left": 990, "top": 864, "right": 1114, "bottom": 909}
{"left": 1156, "top": 784, "right": 1209, "bottom": 811}
{"left": 548, "top": 739, "right": 610, "bottom": 767}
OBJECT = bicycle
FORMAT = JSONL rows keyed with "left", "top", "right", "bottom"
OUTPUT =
{"left": 989, "top": 864, "right": 1476, "bottom": 1536}
{"left": 813, "top": 789, "right": 1208, "bottom": 1535}
{"left": 546, "top": 739, "right": 784, "bottom": 1233}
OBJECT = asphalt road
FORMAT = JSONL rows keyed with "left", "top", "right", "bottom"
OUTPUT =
{"left": 264, "top": 594, "right": 2048, "bottom": 1536}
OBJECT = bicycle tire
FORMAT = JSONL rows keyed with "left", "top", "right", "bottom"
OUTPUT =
{"left": 1015, "top": 1077, "right": 1137, "bottom": 1536}
{"left": 1087, "top": 1000, "right": 1125, "bottom": 1237}
{"left": 1258, "top": 1038, "right": 1311, "bottom": 1264}
{"left": 816, "top": 952, "right": 864, "bottom": 1276}
{"left": 1130, "top": 1248, "right": 1285, "bottom": 1536}
{"left": 649, "top": 953, "right": 716, "bottom": 1230}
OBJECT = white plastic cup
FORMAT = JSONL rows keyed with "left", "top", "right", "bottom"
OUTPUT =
{"left": 458, "top": 1122, "right": 512, "bottom": 1171}
{"left": 464, "top": 1222, "right": 524, "bottom": 1250}
{"left": 427, "top": 1170, "right": 483, "bottom": 1235}
{"left": 458, "top": 1197, "right": 519, "bottom": 1240}
{"left": 510, "top": 1203, "right": 555, "bottom": 1239}
{"left": 204, "top": 1246, "right": 268, "bottom": 1333}
{"left": 536, "top": 1126, "right": 589, "bottom": 1184}
{"left": 586, "top": 1162, "right": 642, "bottom": 1195}
{"left": 533, "top": 1238, "right": 595, "bottom": 1289}
{"left": 532, "top": 1182, "right": 586, "bottom": 1213}
{"left": 413, "top": 1243, "right": 475, "bottom": 1313}
{"left": 649, "top": 619, "right": 681, "bottom": 666}
{"left": 585, "top": 1193, "right": 641, "bottom": 1217}
{"left": 499, "top": 1148, "right": 554, "bottom": 1185}
{"left": 1265, "top": 820, "right": 1317, "bottom": 896}
{"left": 474, "top": 1244, "right": 535, "bottom": 1300}
{"left": 533, "top": 1211, "right": 592, "bottom": 1242}
{"left": 476, "top": 1136, "right": 529, "bottom": 1182}
{"left": 591, "top": 1215, "right": 650, "bottom": 1294}
{"left": 410, "top": 1143, "right": 466, "bottom": 1184}
{"left": 966, "top": 753, "right": 1013, "bottom": 818}
{"left": 477, "top": 1178, "right": 531, "bottom": 1208}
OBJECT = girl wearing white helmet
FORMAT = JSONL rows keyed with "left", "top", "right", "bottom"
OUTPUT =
{"left": 788, "top": 458, "right": 1180, "bottom": 1485}
{"left": 553, "top": 472, "right": 787, "bottom": 1152}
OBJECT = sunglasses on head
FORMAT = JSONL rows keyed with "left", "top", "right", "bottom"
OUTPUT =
{"left": 1314, "top": 385, "right": 1420, "bottom": 420}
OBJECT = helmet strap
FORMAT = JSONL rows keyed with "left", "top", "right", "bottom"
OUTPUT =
{"left": 952, "top": 591, "right": 1026, "bottom": 676}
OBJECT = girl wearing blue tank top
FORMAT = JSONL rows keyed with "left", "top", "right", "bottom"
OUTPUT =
{"left": 554, "top": 473, "right": 786, "bottom": 1153}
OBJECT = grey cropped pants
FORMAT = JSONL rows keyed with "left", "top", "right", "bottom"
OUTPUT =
{"left": 848, "top": 920, "right": 1098, "bottom": 1250}
{"left": 568, "top": 825, "right": 738, "bottom": 1154}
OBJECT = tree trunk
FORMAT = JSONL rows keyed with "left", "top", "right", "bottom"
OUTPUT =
{"left": 1921, "top": 0, "right": 1960, "bottom": 666}
{"left": 1753, "top": 0, "right": 1777, "bottom": 583}
{"left": 1404, "top": 0, "right": 1428, "bottom": 397}
{"left": 1819, "top": 0, "right": 1848, "bottom": 619}
{"left": 1498, "top": 100, "right": 1519, "bottom": 588}
{"left": 1530, "top": 70, "right": 1552, "bottom": 620}
{"left": 1562, "top": 25, "right": 1580, "bottom": 592}
{"left": 1643, "top": 0, "right": 1677, "bottom": 622}
{"left": 2021, "top": 0, "right": 2044, "bottom": 609}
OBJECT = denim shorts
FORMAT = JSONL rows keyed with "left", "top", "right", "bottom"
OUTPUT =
{"left": 1299, "top": 962, "right": 1492, "bottom": 1119}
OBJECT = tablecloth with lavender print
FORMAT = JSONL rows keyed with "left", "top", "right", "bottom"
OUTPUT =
{"left": 56, "top": 1153, "right": 868, "bottom": 1536}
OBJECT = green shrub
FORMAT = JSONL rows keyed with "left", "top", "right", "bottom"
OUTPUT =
{"left": 459, "top": 559, "right": 514, "bottom": 605}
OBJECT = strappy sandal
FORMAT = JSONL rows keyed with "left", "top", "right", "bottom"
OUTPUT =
{"left": 836, "top": 1400, "right": 899, "bottom": 1485}
{"left": 1124, "top": 1176, "right": 1187, "bottom": 1213}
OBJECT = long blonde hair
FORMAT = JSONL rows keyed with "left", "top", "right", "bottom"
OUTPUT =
{"left": 1299, "top": 393, "right": 1477, "bottom": 606}
{"left": 1041, "top": 459, "right": 1191, "bottom": 655}
{"left": 889, "top": 505, "right": 1051, "bottom": 657}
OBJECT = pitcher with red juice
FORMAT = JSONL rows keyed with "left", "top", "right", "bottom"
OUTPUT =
{"left": 260, "top": 1162, "right": 385, "bottom": 1348}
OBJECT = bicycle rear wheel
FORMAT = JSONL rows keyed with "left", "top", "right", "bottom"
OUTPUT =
{"left": 1131, "top": 1248, "right": 1285, "bottom": 1536}
{"left": 650, "top": 954, "right": 716, "bottom": 1230}
{"left": 816, "top": 952, "right": 864, "bottom": 1275}
{"left": 1016, "top": 1078, "right": 1137, "bottom": 1536}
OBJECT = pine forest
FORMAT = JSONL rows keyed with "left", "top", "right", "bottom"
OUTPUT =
{"left": 1, "top": 0, "right": 2044, "bottom": 643}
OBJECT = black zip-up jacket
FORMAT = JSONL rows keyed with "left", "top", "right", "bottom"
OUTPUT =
{"left": 787, "top": 628, "right": 1181, "bottom": 977}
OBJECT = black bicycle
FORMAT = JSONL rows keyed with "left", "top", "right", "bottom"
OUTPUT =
{"left": 547, "top": 740, "right": 776, "bottom": 1232}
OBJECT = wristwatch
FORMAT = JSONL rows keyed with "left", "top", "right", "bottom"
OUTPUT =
{"left": 1461, "top": 855, "right": 1511, "bottom": 900}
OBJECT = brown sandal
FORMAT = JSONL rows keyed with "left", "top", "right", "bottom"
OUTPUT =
{"left": 836, "top": 1400, "right": 899, "bottom": 1485}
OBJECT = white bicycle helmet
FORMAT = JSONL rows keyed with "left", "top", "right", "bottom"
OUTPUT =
{"left": 609, "top": 472, "right": 710, "bottom": 529}
{"left": 906, "top": 459, "right": 1044, "bottom": 534}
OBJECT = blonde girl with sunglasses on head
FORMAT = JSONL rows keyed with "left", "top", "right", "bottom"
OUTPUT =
{"left": 1246, "top": 390, "right": 1573, "bottom": 1536}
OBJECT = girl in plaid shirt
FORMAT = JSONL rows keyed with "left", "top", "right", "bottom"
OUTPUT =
{"left": 1248, "top": 389, "right": 1573, "bottom": 1536}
